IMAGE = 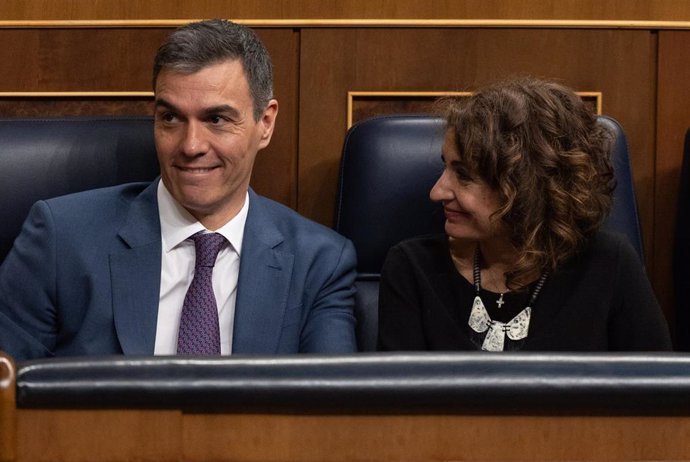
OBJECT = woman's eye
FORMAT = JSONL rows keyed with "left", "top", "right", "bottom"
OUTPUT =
{"left": 453, "top": 167, "right": 474, "bottom": 182}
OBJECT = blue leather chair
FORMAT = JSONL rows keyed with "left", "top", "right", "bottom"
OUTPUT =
{"left": 0, "top": 116, "right": 159, "bottom": 264}
{"left": 335, "top": 114, "right": 643, "bottom": 351}
{"left": 674, "top": 128, "right": 690, "bottom": 351}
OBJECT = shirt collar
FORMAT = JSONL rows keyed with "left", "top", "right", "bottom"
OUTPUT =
{"left": 157, "top": 180, "right": 249, "bottom": 254}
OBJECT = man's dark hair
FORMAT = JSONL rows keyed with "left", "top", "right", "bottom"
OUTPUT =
{"left": 153, "top": 19, "right": 273, "bottom": 120}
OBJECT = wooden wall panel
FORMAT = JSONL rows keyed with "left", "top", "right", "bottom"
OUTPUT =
{"left": 655, "top": 31, "right": 690, "bottom": 333}
{"left": 298, "top": 28, "right": 657, "bottom": 260}
{"left": 0, "top": 98, "right": 154, "bottom": 117}
{"left": 251, "top": 29, "right": 300, "bottom": 207}
{"left": 4, "top": 0, "right": 690, "bottom": 21}
{"left": 10, "top": 409, "right": 690, "bottom": 461}
{"left": 17, "top": 409, "right": 183, "bottom": 461}
{"left": 181, "top": 413, "right": 690, "bottom": 461}
{"left": 0, "top": 28, "right": 299, "bottom": 207}
{"left": 0, "top": 29, "right": 166, "bottom": 91}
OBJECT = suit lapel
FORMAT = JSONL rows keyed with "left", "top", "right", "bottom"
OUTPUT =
{"left": 233, "top": 190, "right": 294, "bottom": 353}
{"left": 110, "top": 181, "right": 162, "bottom": 354}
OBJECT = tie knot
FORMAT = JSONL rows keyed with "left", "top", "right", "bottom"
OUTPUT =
{"left": 192, "top": 232, "right": 226, "bottom": 268}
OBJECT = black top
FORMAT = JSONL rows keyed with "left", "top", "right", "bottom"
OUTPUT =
{"left": 378, "top": 231, "right": 672, "bottom": 351}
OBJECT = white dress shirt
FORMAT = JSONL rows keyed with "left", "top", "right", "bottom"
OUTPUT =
{"left": 154, "top": 181, "right": 248, "bottom": 355}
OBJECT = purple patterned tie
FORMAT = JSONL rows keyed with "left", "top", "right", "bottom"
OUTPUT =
{"left": 177, "top": 232, "right": 226, "bottom": 355}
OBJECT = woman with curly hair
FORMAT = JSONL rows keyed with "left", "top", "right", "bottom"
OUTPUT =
{"left": 378, "top": 77, "right": 671, "bottom": 351}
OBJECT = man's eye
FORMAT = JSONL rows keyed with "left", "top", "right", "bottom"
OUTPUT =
{"left": 209, "top": 115, "right": 224, "bottom": 124}
{"left": 161, "top": 113, "right": 177, "bottom": 123}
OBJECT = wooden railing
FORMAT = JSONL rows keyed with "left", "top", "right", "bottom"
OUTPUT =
{"left": 0, "top": 353, "right": 15, "bottom": 462}
{"left": 2, "top": 352, "right": 690, "bottom": 461}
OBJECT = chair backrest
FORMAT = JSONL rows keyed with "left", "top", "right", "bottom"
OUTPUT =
{"left": 674, "top": 128, "right": 690, "bottom": 351}
{"left": 0, "top": 117, "right": 159, "bottom": 264}
{"left": 335, "top": 114, "right": 643, "bottom": 351}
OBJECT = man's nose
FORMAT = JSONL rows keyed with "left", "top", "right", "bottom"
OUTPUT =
{"left": 181, "top": 121, "right": 210, "bottom": 156}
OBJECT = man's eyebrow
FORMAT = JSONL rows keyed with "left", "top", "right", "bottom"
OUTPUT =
{"left": 201, "top": 104, "right": 241, "bottom": 119}
{"left": 154, "top": 98, "right": 177, "bottom": 112}
{"left": 153, "top": 99, "right": 241, "bottom": 119}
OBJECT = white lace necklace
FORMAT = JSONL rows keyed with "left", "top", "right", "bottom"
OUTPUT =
{"left": 468, "top": 247, "right": 548, "bottom": 351}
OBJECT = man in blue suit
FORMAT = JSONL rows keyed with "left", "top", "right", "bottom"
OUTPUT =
{"left": 0, "top": 19, "right": 357, "bottom": 360}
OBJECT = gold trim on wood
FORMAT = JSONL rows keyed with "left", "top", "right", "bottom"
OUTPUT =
{"left": 0, "top": 20, "right": 189, "bottom": 28}
{"left": 347, "top": 91, "right": 471, "bottom": 128}
{"left": 2, "top": 19, "right": 690, "bottom": 30}
{"left": 578, "top": 91, "right": 603, "bottom": 115}
{"left": 0, "top": 92, "right": 155, "bottom": 117}
{"left": 348, "top": 91, "right": 603, "bottom": 129}
{"left": 0, "top": 92, "right": 153, "bottom": 97}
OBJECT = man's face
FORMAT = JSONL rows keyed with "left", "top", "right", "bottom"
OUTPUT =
{"left": 154, "top": 59, "right": 278, "bottom": 230}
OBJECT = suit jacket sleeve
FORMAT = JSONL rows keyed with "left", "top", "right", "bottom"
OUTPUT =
{"left": 0, "top": 201, "right": 58, "bottom": 359}
{"left": 299, "top": 237, "right": 358, "bottom": 353}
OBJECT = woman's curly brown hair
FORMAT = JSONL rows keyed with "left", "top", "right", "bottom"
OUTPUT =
{"left": 440, "top": 77, "right": 616, "bottom": 289}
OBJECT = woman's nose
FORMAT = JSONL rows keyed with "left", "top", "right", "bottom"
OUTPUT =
{"left": 430, "top": 170, "right": 453, "bottom": 203}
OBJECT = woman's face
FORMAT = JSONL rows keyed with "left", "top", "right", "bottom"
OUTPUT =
{"left": 430, "top": 129, "right": 503, "bottom": 241}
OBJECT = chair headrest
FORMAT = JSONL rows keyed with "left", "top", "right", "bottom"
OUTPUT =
{"left": 335, "top": 115, "right": 446, "bottom": 275}
{"left": 0, "top": 117, "right": 159, "bottom": 263}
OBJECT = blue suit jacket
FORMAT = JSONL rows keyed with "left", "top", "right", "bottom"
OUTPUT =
{"left": 0, "top": 181, "right": 357, "bottom": 359}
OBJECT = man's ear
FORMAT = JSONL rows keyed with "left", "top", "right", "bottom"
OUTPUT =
{"left": 258, "top": 99, "right": 279, "bottom": 149}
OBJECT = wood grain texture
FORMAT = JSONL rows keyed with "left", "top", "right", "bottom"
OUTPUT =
{"left": 0, "top": 29, "right": 167, "bottom": 91}
{"left": 16, "top": 409, "right": 182, "bottom": 462}
{"left": 0, "top": 99, "right": 154, "bottom": 117}
{"left": 3, "top": 0, "right": 690, "bottom": 21}
{"left": 0, "top": 354, "right": 15, "bottom": 462}
{"left": 181, "top": 413, "right": 690, "bottom": 461}
{"left": 11, "top": 409, "right": 690, "bottom": 461}
{"left": 247, "top": 28, "right": 300, "bottom": 207}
